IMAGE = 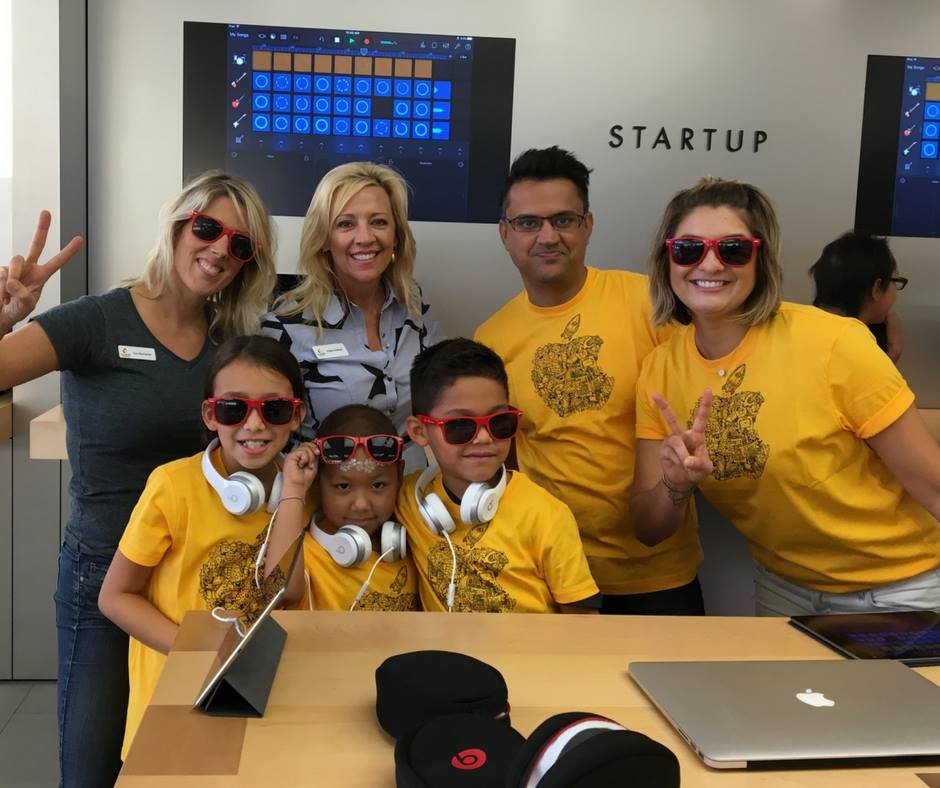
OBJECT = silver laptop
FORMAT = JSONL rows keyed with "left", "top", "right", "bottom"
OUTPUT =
{"left": 629, "top": 659, "right": 940, "bottom": 769}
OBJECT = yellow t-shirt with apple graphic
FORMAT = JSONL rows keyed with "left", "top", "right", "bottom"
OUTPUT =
{"left": 476, "top": 266, "right": 702, "bottom": 594}
{"left": 396, "top": 469, "right": 599, "bottom": 613}
{"left": 636, "top": 302, "right": 940, "bottom": 592}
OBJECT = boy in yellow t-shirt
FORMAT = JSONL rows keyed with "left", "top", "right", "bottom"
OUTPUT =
{"left": 397, "top": 338, "right": 600, "bottom": 613}
{"left": 299, "top": 404, "right": 419, "bottom": 611}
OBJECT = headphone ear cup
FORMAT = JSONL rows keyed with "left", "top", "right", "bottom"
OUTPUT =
{"left": 459, "top": 482, "right": 486, "bottom": 524}
{"left": 380, "top": 521, "right": 406, "bottom": 562}
{"left": 334, "top": 525, "right": 371, "bottom": 567}
{"left": 421, "top": 492, "right": 456, "bottom": 535}
{"left": 222, "top": 471, "right": 266, "bottom": 515}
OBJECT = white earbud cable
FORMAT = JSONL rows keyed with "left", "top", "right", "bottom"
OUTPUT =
{"left": 440, "top": 529, "right": 457, "bottom": 612}
{"left": 211, "top": 606, "right": 247, "bottom": 638}
{"left": 349, "top": 545, "right": 396, "bottom": 611}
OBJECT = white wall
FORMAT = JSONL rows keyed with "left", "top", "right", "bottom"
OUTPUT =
{"left": 86, "top": 0, "right": 940, "bottom": 403}
{"left": 10, "top": 0, "right": 62, "bottom": 677}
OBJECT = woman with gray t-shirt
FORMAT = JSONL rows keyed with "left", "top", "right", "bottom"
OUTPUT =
{"left": 0, "top": 172, "right": 276, "bottom": 788}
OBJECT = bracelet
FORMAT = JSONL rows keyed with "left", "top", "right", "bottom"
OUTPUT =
{"left": 277, "top": 495, "right": 305, "bottom": 506}
{"left": 661, "top": 474, "right": 694, "bottom": 506}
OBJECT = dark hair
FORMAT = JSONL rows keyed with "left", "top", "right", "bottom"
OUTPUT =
{"left": 203, "top": 335, "right": 304, "bottom": 400}
{"left": 410, "top": 338, "right": 509, "bottom": 415}
{"left": 499, "top": 146, "right": 592, "bottom": 214}
{"left": 319, "top": 404, "right": 398, "bottom": 437}
{"left": 809, "top": 232, "right": 896, "bottom": 317}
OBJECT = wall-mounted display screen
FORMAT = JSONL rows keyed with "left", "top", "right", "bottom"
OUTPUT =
{"left": 183, "top": 22, "right": 515, "bottom": 222}
{"left": 856, "top": 54, "right": 940, "bottom": 238}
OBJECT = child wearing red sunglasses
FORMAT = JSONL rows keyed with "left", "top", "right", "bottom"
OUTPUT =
{"left": 99, "top": 336, "right": 319, "bottom": 759}
{"left": 398, "top": 338, "right": 600, "bottom": 614}
{"left": 293, "top": 404, "right": 420, "bottom": 612}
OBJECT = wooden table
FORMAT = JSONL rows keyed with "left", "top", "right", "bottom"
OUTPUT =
{"left": 118, "top": 612, "right": 940, "bottom": 787}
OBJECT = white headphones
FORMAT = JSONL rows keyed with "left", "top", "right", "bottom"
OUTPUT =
{"left": 310, "top": 519, "right": 407, "bottom": 568}
{"left": 201, "top": 438, "right": 282, "bottom": 516}
{"left": 414, "top": 463, "right": 508, "bottom": 535}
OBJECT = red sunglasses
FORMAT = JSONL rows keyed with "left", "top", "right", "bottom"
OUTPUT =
{"left": 190, "top": 211, "right": 258, "bottom": 263}
{"left": 417, "top": 409, "right": 522, "bottom": 445}
{"left": 665, "top": 236, "right": 761, "bottom": 267}
{"left": 206, "top": 397, "right": 301, "bottom": 427}
{"left": 315, "top": 434, "right": 404, "bottom": 464}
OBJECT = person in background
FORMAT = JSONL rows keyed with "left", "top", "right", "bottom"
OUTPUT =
{"left": 633, "top": 176, "right": 940, "bottom": 617}
{"left": 0, "top": 170, "right": 276, "bottom": 787}
{"left": 261, "top": 162, "right": 443, "bottom": 473}
{"left": 475, "top": 146, "right": 703, "bottom": 615}
{"left": 810, "top": 231, "right": 907, "bottom": 363}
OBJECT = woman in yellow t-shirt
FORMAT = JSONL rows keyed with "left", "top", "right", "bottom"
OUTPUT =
{"left": 632, "top": 177, "right": 940, "bottom": 616}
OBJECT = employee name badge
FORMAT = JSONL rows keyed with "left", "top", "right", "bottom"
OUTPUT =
{"left": 118, "top": 345, "right": 157, "bottom": 361}
{"left": 313, "top": 342, "right": 349, "bottom": 360}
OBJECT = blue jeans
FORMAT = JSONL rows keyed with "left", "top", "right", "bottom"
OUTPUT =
{"left": 55, "top": 541, "right": 128, "bottom": 788}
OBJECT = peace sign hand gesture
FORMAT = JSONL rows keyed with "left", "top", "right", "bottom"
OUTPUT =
{"left": 0, "top": 211, "right": 83, "bottom": 334}
{"left": 652, "top": 389, "right": 714, "bottom": 497}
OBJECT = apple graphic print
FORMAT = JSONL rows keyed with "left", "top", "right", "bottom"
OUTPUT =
{"left": 357, "top": 565, "right": 420, "bottom": 611}
{"left": 796, "top": 689, "right": 835, "bottom": 707}
{"left": 427, "top": 523, "right": 516, "bottom": 612}
{"left": 691, "top": 363, "right": 769, "bottom": 480}
{"left": 531, "top": 314, "right": 614, "bottom": 417}
{"left": 199, "top": 530, "right": 286, "bottom": 624}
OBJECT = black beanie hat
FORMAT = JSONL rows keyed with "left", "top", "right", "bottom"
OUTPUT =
{"left": 505, "top": 711, "right": 680, "bottom": 787}
{"left": 376, "top": 651, "right": 510, "bottom": 739}
{"left": 396, "top": 712, "right": 526, "bottom": 788}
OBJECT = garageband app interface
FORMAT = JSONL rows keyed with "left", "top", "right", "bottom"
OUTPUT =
{"left": 208, "top": 23, "right": 515, "bottom": 221}
{"left": 892, "top": 56, "right": 940, "bottom": 236}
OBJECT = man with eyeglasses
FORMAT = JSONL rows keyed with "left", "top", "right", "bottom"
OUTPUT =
{"left": 475, "top": 146, "right": 705, "bottom": 615}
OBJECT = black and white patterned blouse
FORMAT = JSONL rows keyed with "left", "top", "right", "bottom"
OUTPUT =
{"left": 260, "top": 285, "right": 443, "bottom": 472}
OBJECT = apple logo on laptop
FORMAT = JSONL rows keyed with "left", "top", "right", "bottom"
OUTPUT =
{"left": 796, "top": 688, "right": 835, "bottom": 707}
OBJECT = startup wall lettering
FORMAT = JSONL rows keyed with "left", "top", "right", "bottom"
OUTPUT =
{"left": 609, "top": 125, "right": 768, "bottom": 153}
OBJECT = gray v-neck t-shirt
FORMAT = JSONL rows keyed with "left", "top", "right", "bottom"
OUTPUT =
{"left": 35, "top": 288, "right": 215, "bottom": 558}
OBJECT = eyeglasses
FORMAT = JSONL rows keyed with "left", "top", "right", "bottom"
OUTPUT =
{"left": 502, "top": 213, "right": 587, "bottom": 233}
{"left": 889, "top": 276, "right": 908, "bottom": 291}
{"left": 315, "top": 434, "right": 404, "bottom": 464}
{"left": 665, "top": 236, "right": 762, "bottom": 267}
{"left": 206, "top": 397, "right": 301, "bottom": 427}
{"left": 417, "top": 409, "right": 522, "bottom": 445}
{"left": 190, "top": 211, "right": 257, "bottom": 263}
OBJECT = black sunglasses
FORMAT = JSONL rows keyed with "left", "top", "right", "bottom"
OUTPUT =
{"left": 190, "top": 212, "right": 257, "bottom": 263}
{"left": 665, "top": 236, "right": 761, "bottom": 267}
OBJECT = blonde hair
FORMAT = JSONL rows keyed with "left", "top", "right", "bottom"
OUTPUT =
{"left": 276, "top": 162, "right": 421, "bottom": 327}
{"left": 125, "top": 170, "right": 276, "bottom": 340}
{"left": 648, "top": 176, "right": 783, "bottom": 327}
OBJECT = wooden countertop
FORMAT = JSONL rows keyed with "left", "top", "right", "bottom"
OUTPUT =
{"left": 29, "top": 403, "right": 66, "bottom": 459}
{"left": 117, "top": 611, "right": 940, "bottom": 787}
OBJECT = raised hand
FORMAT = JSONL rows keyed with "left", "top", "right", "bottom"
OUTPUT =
{"left": 652, "top": 389, "right": 714, "bottom": 496}
{"left": 0, "top": 211, "right": 83, "bottom": 333}
{"left": 281, "top": 441, "right": 319, "bottom": 492}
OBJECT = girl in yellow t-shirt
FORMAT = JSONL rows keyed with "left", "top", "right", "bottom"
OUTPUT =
{"left": 631, "top": 177, "right": 940, "bottom": 616}
{"left": 99, "top": 335, "right": 318, "bottom": 758}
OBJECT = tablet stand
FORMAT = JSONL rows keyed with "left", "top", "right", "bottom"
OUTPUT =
{"left": 197, "top": 616, "right": 287, "bottom": 717}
